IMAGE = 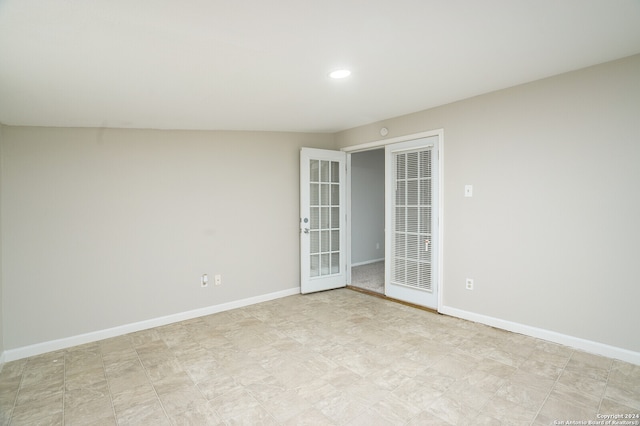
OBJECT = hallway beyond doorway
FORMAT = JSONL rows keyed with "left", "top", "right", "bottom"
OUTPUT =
{"left": 351, "top": 261, "right": 384, "bottom": 294}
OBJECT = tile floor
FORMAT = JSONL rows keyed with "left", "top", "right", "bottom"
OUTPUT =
{"left": 0, "top": 289, "right": 638, "bottom": 425}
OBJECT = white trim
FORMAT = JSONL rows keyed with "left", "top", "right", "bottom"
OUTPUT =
{"left": 440, "top": 305, "right": 640, "bottom": 365}
{"left": 351, "top": 258, "right": 385, "bottom": 267}
{"left": 3, "top": 287, "right": 300, "bottom": 362}
{"left": 437, "top": 132, "right": 444, "bottom": 313}
{"left": 346, "top": 153, "right": 352, "bottom": 286}
{"left": 341, "top": 130, "right": 443, "bottom": 153}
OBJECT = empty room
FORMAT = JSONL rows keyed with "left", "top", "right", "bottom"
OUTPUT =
{"left": 0, "top": 1, "right": 639, "bottom": 425}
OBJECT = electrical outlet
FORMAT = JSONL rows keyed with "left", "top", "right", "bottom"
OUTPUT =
{"left": 466, "top": 278, "right": 474, "bottom": 290}
{"left": 214, "top": 274, "right": 222, "bottom": 286}
{"left": 201, "top": 274, "right": 208, "bottom": 288}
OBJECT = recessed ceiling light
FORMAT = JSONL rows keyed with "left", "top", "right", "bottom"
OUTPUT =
{"left": 329, "top": 69, "right": 351, "bottom": 79}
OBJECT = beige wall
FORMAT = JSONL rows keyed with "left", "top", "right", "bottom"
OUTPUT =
{"left": 1, "top": 55, "right": 639, "bottom": 356}
{"left": 337, "top": 54, "right": 640, "bottom": 353}
{"left": 0, "top": 128, "right": 335, "bottom": 349}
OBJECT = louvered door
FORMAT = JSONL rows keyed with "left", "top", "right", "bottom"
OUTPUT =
{"left": 385, "top": 137, "right": 438, "bottom": 308}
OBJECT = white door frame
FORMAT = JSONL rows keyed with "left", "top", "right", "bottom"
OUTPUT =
{"left": 343, "top": 129, "right": 444, "bottom": 311}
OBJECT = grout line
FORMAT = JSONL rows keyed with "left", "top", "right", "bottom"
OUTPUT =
{"left": 598, "top": 357, "right": 615, "bottom": 414}
{"left": 135, "top": 342, "right": 173, "bottom": 424}
{"left": 100, "top": 346, "right": 119, "bottom": 424}
{"left": 7, "top": 358, "right": 27, "bottom": 425}
{"left": 529, "top": 349, "right": 575, "bottom": 425}
{"left": 62, "top": 352, "right": 66, "bottom": 425}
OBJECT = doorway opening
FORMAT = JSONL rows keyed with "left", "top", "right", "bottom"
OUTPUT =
{"left": 301, "top": 129, "right": 442, "bottom": 309}
{"left": 350, "top": 148, "right": 385, "bottom": 294}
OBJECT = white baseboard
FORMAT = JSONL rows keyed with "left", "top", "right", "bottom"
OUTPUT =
{"left": 439, "top": 305, "right": 640, "bottom": 365}
{"left": 2, "top": 287, "right": 300, "bottom": 363}
{"left": 352, "top": 258, "right": 385, "bottom": 267}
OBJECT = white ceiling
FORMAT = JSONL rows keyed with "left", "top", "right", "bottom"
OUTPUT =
{"left": 1, "top": 1, "right": 639, "bottom": 133}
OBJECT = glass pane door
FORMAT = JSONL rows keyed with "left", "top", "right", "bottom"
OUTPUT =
{"left": 309, "top": 159, "right": 341, "bottom": 277}
{"left": 300, "top": 148, "right": 346, "bottom": 294}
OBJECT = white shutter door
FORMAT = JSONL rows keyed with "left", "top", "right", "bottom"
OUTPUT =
{"left": 385, "top": 136, "right": 438, "bottom": 309}
{"left": 392, "top": 148, "right": 433, "bottom": 291}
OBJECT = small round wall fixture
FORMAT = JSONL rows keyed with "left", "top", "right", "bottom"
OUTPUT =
{"left": 380, "top": 127, "right": 389, "bottom": 136}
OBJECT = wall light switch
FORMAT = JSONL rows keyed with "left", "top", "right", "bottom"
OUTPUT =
{"left": 464, "top": 185, "right": 473, "bottom": 197}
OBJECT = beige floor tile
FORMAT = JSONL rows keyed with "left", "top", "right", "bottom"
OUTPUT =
{"left": 225, "top": 405, "right": 279, "bottom": 425}
{"left": 20, "top": 364, "right": 65, "bottom": 389}
{"left": 599, "top": 397, "right": 640, "bottom": 419}
{"left": 102, "top": 356, "right": 143, "bottom": 378}
{"left": 445, "top": 380, "right": 497, "bottom": 411}
{"left": 346, "top": 408, "right": 397, "bottom": 426}
{"left": 549, "top": 383, "right": 601, "bottom": 409}
{"left": 10, "top": 392, "right": 64, "bottom": 425}
{"left": 63, "top": 380, "right": 110, "bottom": 408}
{"left": 519, "top": 357, "right": 564, "bottom": 379}
{"left": 527, "top": 347, "right": 572, "bottom": 368}
{"left": 14, "top": 382, "right": 64, "bottom": 410}
{"left": 157, "top": 385, "right": 208, "bottom": 418}
{"left": 537, "top": 393, "right": 598, "bottom": 423}
{"left": 461, "top": 370, "right": 510, "bottom": 393}
{"left": 556, "top": 369, "right": 607, "bottom": 400}
{"left": 107, "top": 370, "right": 152, "bottom": 396}
{"left": 261, "top": 388, "right": 312, "bottom": 423}
{"left": 314, "top": 388, "right": 368, "bottom": 424}
{"left": 565, "top": 351, "right": 613, "bottom": 381}
{"left": 369, "top": 392, "right": 422, "bottom": 424}
{"left": 391, "top": 376, "right": 444, "bottom": 410}
{"left": 495, "top": 379, "right": 549, "bottom": 410}
{"left": 604, "top": 382, "right": 640, "bottom": 410}
{"left": 483, "top": 395, "right": 539, "bottom": 425}
{"left": 9, "top": 410, "right": 63, "bottom": 426}
{"left": 115, "top": 398, "right": 170, "bottom": 426}
{"left": 0, "top": 376, "right": 21, "bottom": 408}
{"left": 413, "top": 366, "right": 458, "bottom": 393}
{"left": 110, "top": 383, "right": 158, "bottom": 413}
{"left": 209, "top": 386, "right": 261, "bottom": 421}
{"left": 3, "top": 289, "right": 638, "bottom": 425}
{"left": 474, "top": 356, "right": 518, "bottom": 379}
{"left": 406, "top": 410, "right": 454, "bottom": 425}
{"left": 244, "top": 375, "right": 288, "bottom": 403}
{"left": 509, "top": 369, "right": 556, "bottom": 393}
{"left": 195, "top": 370, "right": 238, "bottom": 401}
{"left": 65, "top": 366, "right": 107, "bottom": 390}
{"left": 427, "top": 394, "right": 480, "bottom": 425}
{"left": 148, "top": 367, "right": 193, "bottom": 395}
{"left": 469, "top": 414, "right": 503, "bottom": 425}
{"left": 282, "top": 407, "right": 333, "bottom": 426}
{"left": 167, "top": 401, "right": 224, "bottom": 426}
{"left": 486, "top": 347, "right": 528, "bottom": 368}
{"left": 64, "top": 396, "right": 115, "bottom": 425}
{"left": 293, "top": 377, "right": 336, "bottom": 404}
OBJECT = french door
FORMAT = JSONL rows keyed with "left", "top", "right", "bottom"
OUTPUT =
{"left": 300, "top": 148, "right": 347, "bottom": 294}
{"left": 385, "top": 137, "right": 439, "bottom": 309}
